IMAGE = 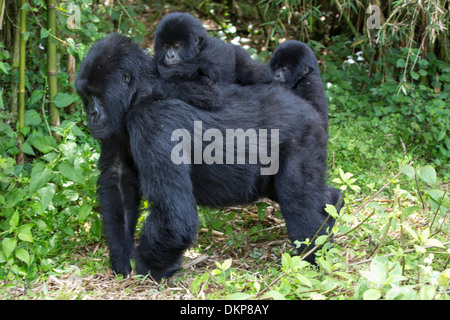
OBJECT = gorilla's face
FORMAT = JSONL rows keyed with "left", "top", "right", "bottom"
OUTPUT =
{"left": 153, "top": 12, "right": 206, "bottom": 77}
{"left": 75, "top": 34, "right": 150, "bottom": 140}
{"left": 270, "top": 41, "right": 318, "bottom": 88}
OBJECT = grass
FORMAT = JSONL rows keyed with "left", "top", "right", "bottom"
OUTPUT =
{"left": 2, "top": 170, "right": 448, "bottom": 300}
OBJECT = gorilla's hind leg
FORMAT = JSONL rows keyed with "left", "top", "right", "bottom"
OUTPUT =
{"left": 274, "top": 135, "right": 333, "bottom": 263}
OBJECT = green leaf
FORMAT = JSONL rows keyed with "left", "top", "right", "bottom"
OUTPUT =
{"left": 9, "top": 210, "right": 19, "bottom": 228}
{"left": 360, "top": 256, "right": 387, "bottom": 285}
{"left": 5, "top": 189, "right": 26, "bottom": 208}
{"left": 403, "top": 225, "right": 419, "bottom": 242}
{"left": 295, "top": 273, "right": 313, "bottom": 288}
{"left": 2, "top": 238, "right": 17, "bottom": 259}
{"left": 21, "top": 142, "right": 36, "bottom": 156}
{"left": 53, "top": 93, "right": 78, "bottom": 108}
{"left": 79, "top": 204, "right": 93, "bottom": 221}
{"left": 419, "top": 286, "right": 436, "bottom": 300}
{"left": 58, "top": 162, "right": 84, "bottom": 184}
{"left": 426, "top": 189, "right": 449, "bottom": 213}
{"left": 225, "top": 292, "right": 252, "bottom": 300}
{"left": 363, "top": 288, "right": 381, "bottom": 300}
{"left": 15, "top": 248, "right": 32, "bottom": 266}
{"left": 401, "top": 164, "right": 415, "bottom": 180}
{"left": 424, "top": 238, "right": 445, "bottom": 248}
{"left": 28, "top": 135, "right": 57, "bottom": 154}
{"left": 18, "top": 224, "right": 34, "bottom": 242}
{"left": 221, "top": 258, "right": 232, "bottom": 271}
{"left": 401, "top": 205, "right": 420, "bottom": 219}
{"left": 40, "top": 27, "right": 50, "bottom": 39}
{"left": 29, "top": 162, "right": 53, "bottom": 194}
{"left": 37, "top": 184, "right": 56, "bottom": 210}
{"left": 396, "top": 58, "right": 406, "bottom": 68}
{"left": 417, "top": 165, "right": 437, "bottom": 186}
{"left": 385, "top": 274, "right": 407, "bottom": 285}
{"left": 315, "top": 235, "right": 328, "bottom": 246}
{"left": 324, "top": 204, "right": 338, "bottom": 218}
{"left": 261, "top": 290, "right": 286, "bottom": 300}
{"left": 25, "top": 109, "right": 42, "bottom": 126}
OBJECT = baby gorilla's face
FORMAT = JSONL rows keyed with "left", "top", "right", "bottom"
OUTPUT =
{"left": 162, "top": 42, "right": 183, "bottom": 66}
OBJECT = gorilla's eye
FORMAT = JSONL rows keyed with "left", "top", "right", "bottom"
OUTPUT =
{"left": 122, "top": 72, "right": 131, "bottom": 84}
{"left": 194, "top": 37, "right": 202, "bottom": 45}
{"left": 304, "top": 66, "right": 310, "bottom": 74}
{"left": 173, "top": 43, "right": 181, "bottom": 50}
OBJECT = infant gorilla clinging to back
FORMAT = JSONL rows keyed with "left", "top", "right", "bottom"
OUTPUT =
{"left": 270, "top": 40, "right": 329, "bottom": 128}
{"left": 153, "top": 12, "right": 273, "bottom": 111}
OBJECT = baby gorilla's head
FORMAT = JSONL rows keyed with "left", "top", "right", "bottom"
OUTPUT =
{"left": 270, "top": 40, "right": 318, "bottom": 88}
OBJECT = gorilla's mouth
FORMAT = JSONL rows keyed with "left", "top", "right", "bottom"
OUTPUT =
{"left": 89, "top": 124, "right": 107, "bottom": 133}
{"left": 165, "top": 61, "right": 178, "bottom": 67}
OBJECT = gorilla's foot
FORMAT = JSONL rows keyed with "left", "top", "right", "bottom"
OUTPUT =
{"left": 132, "top": 249, "right": 182, "bottom": 282}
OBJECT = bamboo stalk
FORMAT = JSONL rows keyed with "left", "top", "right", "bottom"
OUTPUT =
{"left": 17, "top": 0, "right": 27, "bottom": 164}
{"left": 47, "top": 0, "right": 59, "bottom": 129}
{"left": 66, "top": 36, "right": 76, "bottom": 115}
{"left": 10, "top": 6, "right": 21, "bottom": 120}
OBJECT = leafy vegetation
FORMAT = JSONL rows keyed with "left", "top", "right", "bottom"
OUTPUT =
{"left": 0, "top": 0, "right": 449, "bottom": 299}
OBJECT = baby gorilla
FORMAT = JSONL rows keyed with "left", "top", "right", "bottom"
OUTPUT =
{"left": 270, "top": 40, "right": 329, "bottom": 128}
{"left": 154, "top": 12, "right": 272, "bottom": 103}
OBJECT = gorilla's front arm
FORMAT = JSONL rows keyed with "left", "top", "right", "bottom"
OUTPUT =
{"left": 126, "top": 100, "right": 199, "bottom": 281}
{"left": 97, "top": 139, "right": 140, "bottom": 276}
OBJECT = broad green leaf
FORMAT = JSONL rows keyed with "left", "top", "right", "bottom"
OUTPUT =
{"left": 262, "top": 290, "right": 286, "bottom": 300}
{"left": 79, "top": 204, "right": 93, "bottom": 221}
{"left": 401, "top": 164, "right": 415, "bottom": 180}
{"left": 417, "top": 165, "right": 437, "bottom": 186}
{"left": 403, "top": 225, "right": 419, "bottom": 242}
{"left": 426, "top": 189, "right": 449, "bottom": 214}
{"left": 363, "top": 288, "right": 381, "bottom": 300}
{"left": 29, "top": 162, "right": 53, "bottom": 193}
{"left": 419, "top": 286, "right": 436, "bottom": 300}
{"left": 59, "top": 162, "right": 84, "bottom": 184}
{"left": 18, "top": 224, "right": 34, "bottom": 243}
{"left": 37, "top": 184, "right": 56, "bottom": 210}
{"left": 21, "top": 142, "right": 36, "bottom": 156}
{"left": 424, "top": 238, "right": 445, "bottom": 248}
{"left": 360, "top": 256, "right": 387, "bottom": 285}
{"left": 401, "top": 205, "right": 420, "bottom": 219}
{"left": 25, "top": 109, "right": 42, "bottom": 126}
{"left": 385, "top": 274, "right": 407, "bottom": 285}
{"left": 15, "top": 248, "right": 31, "bottom": 266}
{"left": 225, "top": 292, "right": 252, "bottom": 300}
{"left": 5, "top": 189, "right": 26, "bottom": 208}
{"left": 221, "top": 258, "right": 232, "bottom": 270}
{"left": 53, "top": 93, "right": 78, "bottom": 108}
{"left": 410, "top": 71, "right": 419, "bottom": 80}
{"left": 396, "top": 58, "right": 406, "bottom": 68}
{"left": 9, "top": 210, "right": 19, "bottom": 228}
{"left": 324, "top": 204, "right": 338, "bottom": 218}
{"left": 295, "top": 273, "right": 313, "bottom": 288}
{"left": 28, "top": 135, "right": 57, "bottom": 154}
{"left": 2, "top": 238, "right": 17, "bottom": 259}
{"left": 315, "top": 235, "right": 328, "bottom": 246}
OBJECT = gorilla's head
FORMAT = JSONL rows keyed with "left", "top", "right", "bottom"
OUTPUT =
{"left": 76, "top": 34, "right": 156, "bottom": 140}
{"left": 270, "top": 40, "right": 319, "bottom": 88}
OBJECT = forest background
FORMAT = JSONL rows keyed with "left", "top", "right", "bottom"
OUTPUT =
{"left": 0, "top": 0, "right": 449, "bottom": 300}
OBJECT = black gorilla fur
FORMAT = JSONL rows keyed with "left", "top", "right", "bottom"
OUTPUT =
{"left": 154, "top": 13, "right": 272, "bottom": 91}
{"left": 270, "top": 40, "right": 329, "bottom": 128}
{"left": 76, "top": 34, "right": 341, "bottom": 281}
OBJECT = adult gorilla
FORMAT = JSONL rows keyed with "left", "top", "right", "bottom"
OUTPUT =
{"left": 76, "top": 34, "right": 340, "bottom": 281}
